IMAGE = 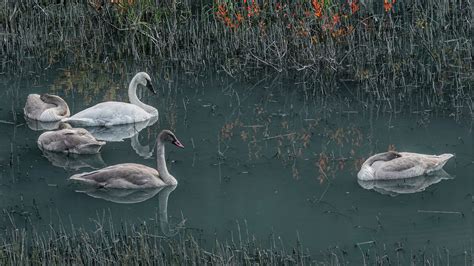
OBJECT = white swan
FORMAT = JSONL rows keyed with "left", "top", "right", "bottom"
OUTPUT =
{"left": 63, "top": 72, "right": 158, "bottom": 126}
{"left": 24, "top": 94, "right": 70, "bottom": 122}
{"left": 357, "top": 151, "right": 454, "bottom": 181}
{"left": 38, "top": 123, "right": 106, "bottom": 154}
{"left": 69, "top": 130, "right": 184, "bottom": 188}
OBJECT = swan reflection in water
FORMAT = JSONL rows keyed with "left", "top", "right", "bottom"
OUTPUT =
{"left": 84, "top": 115, "right": 159, "bottom": 158}
{"left": 25, "top": 117, "right": 61, "bottom": 131}
{"left": 74, "top": 185, "right": 183, "bottom": 236}
{"left": 41, "top": 150, "right": 106, "bottom": 170}
{"left": 357, "top": 169, "right": 453, "bottom": 196}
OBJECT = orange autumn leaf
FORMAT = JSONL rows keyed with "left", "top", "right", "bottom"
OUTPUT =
{"left": 350, "top": 0, "right": 359, "bottom": 13}
{"left": 236, "top": 12, "right": 243, "bottom": 23}
{"left": 384, "top": 0, "right": 396, "bottom": 12}
{"left": 216, "top": 3, "right": 238, "bottom": 29}
{"left": 217, "top": 4, "right": 227, "bottom": 17}
{"left": 332, "top": 14, "right": 341, "bottom": 25}
{"left": 311, "top": 0, "right": 323, "bottom": 17}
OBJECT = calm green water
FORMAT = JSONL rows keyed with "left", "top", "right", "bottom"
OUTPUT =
{"left": 0, "top": 67, "right": 472, "bottom": 263}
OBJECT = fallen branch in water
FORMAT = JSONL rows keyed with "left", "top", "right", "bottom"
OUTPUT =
{"left": 417, "top": 210, "right": 464, "bottom": 216}
{"left": 0, "top": 120, "right": 14, "bottom": 125}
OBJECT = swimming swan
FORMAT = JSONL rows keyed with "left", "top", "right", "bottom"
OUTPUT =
{"left": 63, "top": 72, "right": 158, "bottom": 126}
{"left": 69, "top": 130, "right": 184, "bottom": 188}
{"left": 357, "top": 151, "right": 454, "bottom": 181}
{"left": 24, "top": 94, "right": 70, "bottom": 122}
{"left": 38, "top": 123, "right": 106, "bottom": 154}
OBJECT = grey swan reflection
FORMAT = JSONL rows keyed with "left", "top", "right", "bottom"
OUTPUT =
{"left": 24, "top": 94, "right": 70, "bottom": 122}
{"left": 74, "top": 185, "right": 183, "bottom": 236}
{"left": 25, "top": 117, "right": 61, "bottom": 131}
{"left": 41, "top": 150, "right": 106, "bottom": 170}
{"left": 69, "top": 130, "right": 184, "bottom": 188}
{"left": 357, "top": 151, "right": 454, "bottom": 181}
{"left": 357, "top": 169, "right": 453, "bottom": 196}
{"left": 62, "top": 72, "right": 158, "bottom": 127}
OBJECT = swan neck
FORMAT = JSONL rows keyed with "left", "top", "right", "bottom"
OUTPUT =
{"left": 129, "top": 77, "right": 157, "bottom": 115}
{"left": 364, "top": 152, "right": 394, "bottom": 167}
{"left": 156, "top": 140, "right": 177, "bottom": 185}
{"left": 52, "top": 98, "right": 70, "bottom": 117}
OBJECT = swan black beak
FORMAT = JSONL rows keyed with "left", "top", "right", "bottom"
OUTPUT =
{"left": 146, "top": 81, "right": 157, "bottom": 95}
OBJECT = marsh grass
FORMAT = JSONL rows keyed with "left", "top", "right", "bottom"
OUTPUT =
{"left": 1, "top": 0, "right": 472, "bottom": 114}
{"left": 0, "top": 209, "right": 471, "bottom": 265}
{"left": 0, "top": 210, "right": 316, "bottom": 265}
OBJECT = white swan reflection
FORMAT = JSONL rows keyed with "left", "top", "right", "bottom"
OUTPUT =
{"left": 357, "top": 169, "right": 453, "bottom": 196}
{"left": 84, "top": 115, "right": 158, "bottom": 158}
{"left": 74, "top": 185, "right": 183, "bottom": 236}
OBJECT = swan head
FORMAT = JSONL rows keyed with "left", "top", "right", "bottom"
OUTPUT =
{"left": 40, "top": 94, "right": 64, "bottom": 104}
{"left": 386, "top": 151, "right": 402, "bottom": 160}
{"left": 135, "top": 72, "right": 156, "bottom": 95}
{"left": 159, "top": 130, "right": 184, "bottom": 148}
{"left": 58, "top": 122, "right": 72, "bottom": 130}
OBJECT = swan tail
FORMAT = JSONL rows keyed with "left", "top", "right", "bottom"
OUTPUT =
{"left": 434, "top": 153, "right": 454, "bottom": 170}
{"left": 76, "top": 142, "right": 106, "bottom": 154}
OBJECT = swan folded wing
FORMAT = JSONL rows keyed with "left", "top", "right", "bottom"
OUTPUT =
{"left": 37, "top": 129, "right": 103, "bottom": 154}
{"left": 62, "top": 131, "right": 103, "bottom": 151}
{"left": 375, "top": 158, "right": 423, "bottom": 179}
{"left": 70, "top": 163, "right": 161, "bottom": 188}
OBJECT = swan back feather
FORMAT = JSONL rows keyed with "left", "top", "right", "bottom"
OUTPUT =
{"left": 357, "top": 152, "right": 454, "bottom": 181}
{"left": 38, "top": 125, "right": 105, "bottom": 154}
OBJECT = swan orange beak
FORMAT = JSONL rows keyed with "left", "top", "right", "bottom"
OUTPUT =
{"left": 172, "top": 140, "right": 184, "bottom": 148}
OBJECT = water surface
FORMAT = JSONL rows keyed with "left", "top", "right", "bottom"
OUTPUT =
{"left": 0, "top": 67, "right": 472, "bottom": 263}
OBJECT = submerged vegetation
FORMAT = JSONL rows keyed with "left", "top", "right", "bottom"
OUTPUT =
{"left": 1, "top": 0, "right": 472, "bottom": 114}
